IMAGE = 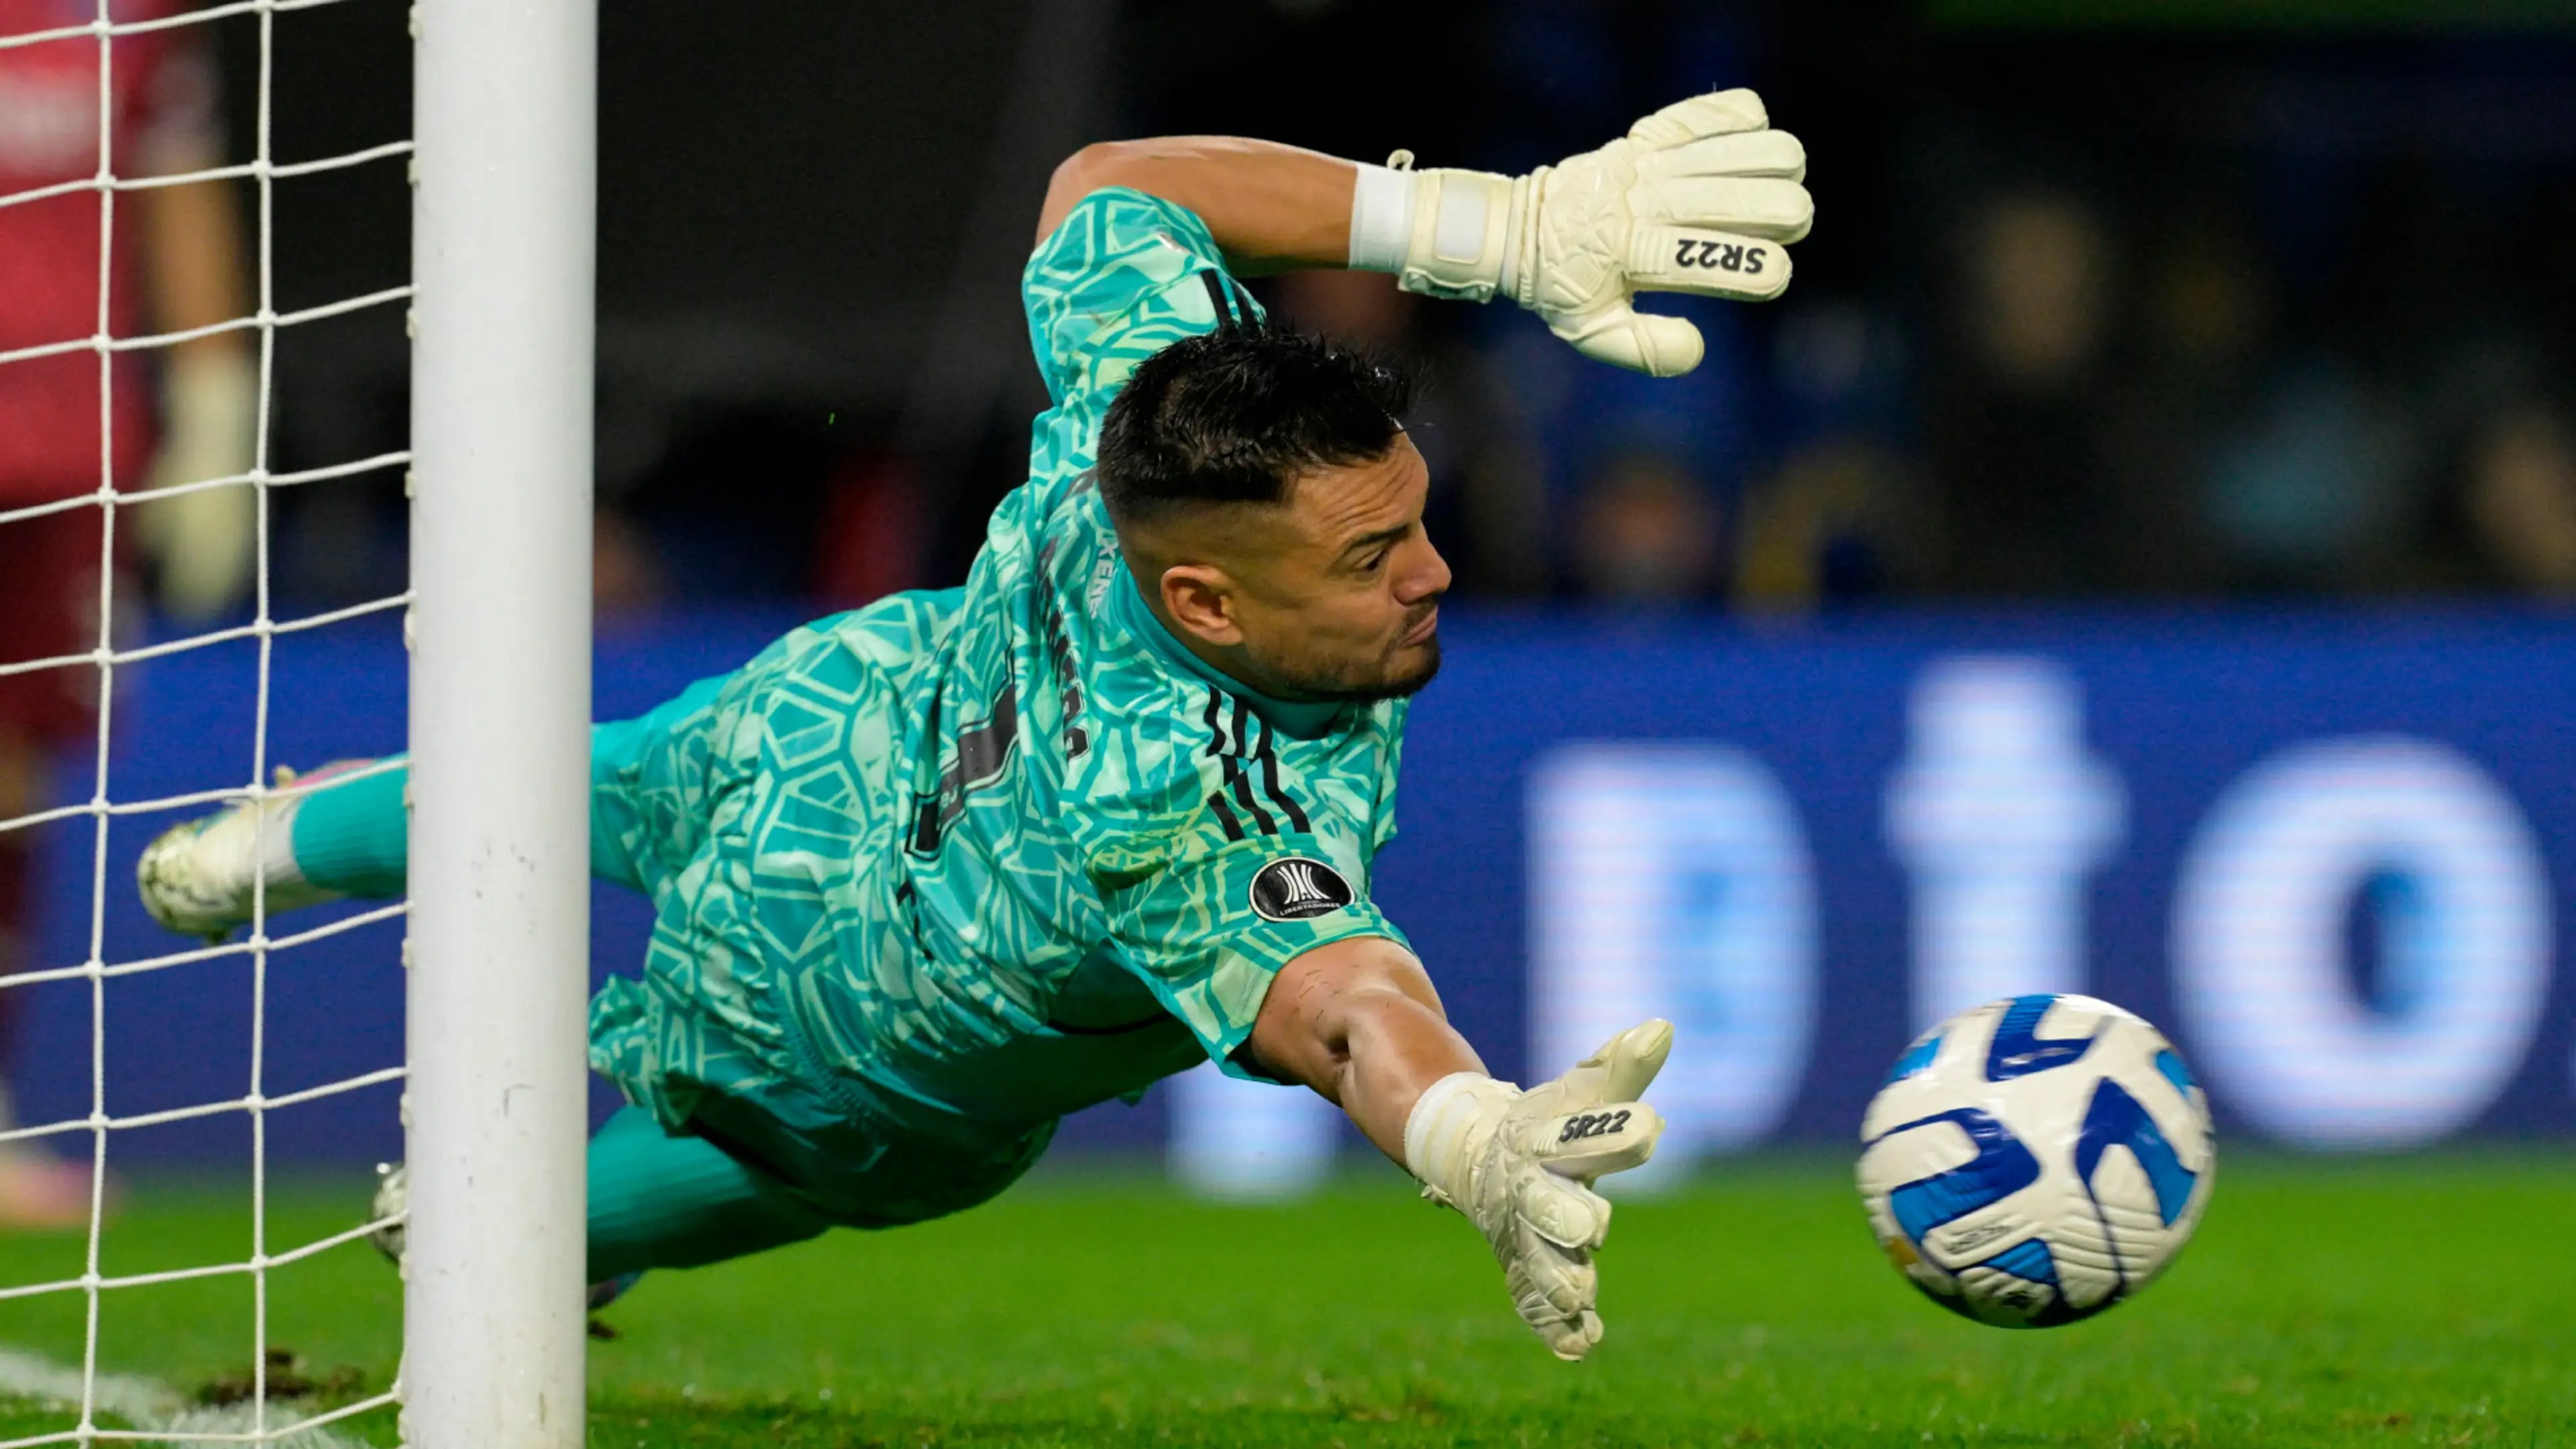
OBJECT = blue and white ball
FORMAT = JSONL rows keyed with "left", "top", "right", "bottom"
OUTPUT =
{"left": 1857, "top": 994, "right": 2215, "bottom": 1328}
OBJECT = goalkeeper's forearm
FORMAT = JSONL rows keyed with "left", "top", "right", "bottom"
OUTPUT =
{"left": 1243, "top": 934, "right": 1486, "bottom": 1161}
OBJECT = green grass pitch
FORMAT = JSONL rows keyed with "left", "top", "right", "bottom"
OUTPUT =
{"left": 0, "top": 1152, "right": 2564, "bottom": 1446}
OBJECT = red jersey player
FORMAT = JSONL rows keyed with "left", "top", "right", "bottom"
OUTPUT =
{"left": 0, "top": 0, "right": 254, "bottom": 1224}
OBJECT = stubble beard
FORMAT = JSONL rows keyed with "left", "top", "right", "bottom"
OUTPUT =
{"left": 1275, "top": 633, "right": 1442, "bottom": 704}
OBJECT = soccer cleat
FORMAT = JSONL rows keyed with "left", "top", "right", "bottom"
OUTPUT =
{"left": 588, "top": 1271, "right": 643, "bottom": 1312}
{"left": 368, "top": 1161, "right": 407, "bottom": 1263}
{"left": 368, "top": 1162, "right": 643, "bottom": 1310}
{"left": 136, "top": 763, "right": 355, "bottom": 939}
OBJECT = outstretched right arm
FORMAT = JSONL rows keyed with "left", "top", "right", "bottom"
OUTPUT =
{"left": 1034, "top": 89, "right": 1814, "bottom": 377}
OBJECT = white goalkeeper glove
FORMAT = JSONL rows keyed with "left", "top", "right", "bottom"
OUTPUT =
{"left": 138, "top": 346, "right": 259, "bottom": 623}
{"left": 1348, "top": 89, "right": 1810, "bottom": 377}
{"left": 1403, "top": 1019, "right": 1672, "bottom": 1360}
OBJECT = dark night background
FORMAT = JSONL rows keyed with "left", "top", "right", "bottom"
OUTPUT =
{"left": 228, "top": 0, "right": 2576, "bottom": 621}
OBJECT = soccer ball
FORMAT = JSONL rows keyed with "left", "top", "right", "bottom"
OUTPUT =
{"left": 1857, "top": 994, "right": 2215, "bottom": 1328}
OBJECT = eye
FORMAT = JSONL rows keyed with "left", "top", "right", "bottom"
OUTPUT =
{"left": 1355, "top": 549, "right": 1390, "bottom": 575}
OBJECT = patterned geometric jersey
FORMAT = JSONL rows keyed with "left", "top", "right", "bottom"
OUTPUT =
{"left": 589, "top": 189, "right": 1410, "bottom": 1133}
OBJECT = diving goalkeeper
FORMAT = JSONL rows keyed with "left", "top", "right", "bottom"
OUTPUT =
{"left": 136, "top": 91, "right": 1809, "bottom": 1359}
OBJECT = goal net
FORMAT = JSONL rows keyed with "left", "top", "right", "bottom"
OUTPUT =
{"left": 0, "top": 0, "right": 592, "bottom": 1443}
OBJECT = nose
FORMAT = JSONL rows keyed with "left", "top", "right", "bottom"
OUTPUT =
{"left": 1399, "top": 534, "right": 1453, "bottom": 605}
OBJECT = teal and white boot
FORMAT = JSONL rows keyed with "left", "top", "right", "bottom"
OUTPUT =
{"left": 135, "top": 763, "right": 358, "bottom": 939}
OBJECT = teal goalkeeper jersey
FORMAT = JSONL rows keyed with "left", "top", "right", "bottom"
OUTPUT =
{"left": 591, "top": 189, "right": 1411, "bottom": 1130}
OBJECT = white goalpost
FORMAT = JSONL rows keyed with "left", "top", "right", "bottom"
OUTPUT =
{"left": 0, "top": 0, "right": 594, "bottom": 1443}
{"left": 405, "top": 0, "right": 594, "bottom": 1444}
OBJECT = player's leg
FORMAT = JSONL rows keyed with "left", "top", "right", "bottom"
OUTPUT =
{"left": 282, "top": 759, "right": 407, "bottom": 898}
{"left": 584, "top": 1104, "right": 832, "bottom": 1281}
{"left": 423, "top": 1104, "right": 1047, "bottom": 1292}
{"left": 577, "top": 1093, "right": 1059, "bottom": 1287}
{"left": 584, "top": 933, "right": 1060, "bottom": 1288}
{"left": 246, "top": 661, "right": 733, "bottom": 902}
{"left": 373, "top": 1083, "right": 1054, "bottom": 1290}
{"left": 370, "top": 1103, "right": 833, "bottom": 1297}
{"left": 135, "top": 671, "right": 739, "bottom": 935}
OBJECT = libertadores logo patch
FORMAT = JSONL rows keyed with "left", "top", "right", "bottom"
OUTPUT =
{"left": 1249, "top": 856, "right": 1354, "bottom": 922}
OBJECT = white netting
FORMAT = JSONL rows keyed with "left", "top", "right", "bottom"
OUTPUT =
{"left": 0, "top": 0, "right": 409, "bottom": 1441}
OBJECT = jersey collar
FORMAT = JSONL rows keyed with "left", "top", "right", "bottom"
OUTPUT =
{"left": 1112, "top": 567, "right": 1348, "bottom": 741}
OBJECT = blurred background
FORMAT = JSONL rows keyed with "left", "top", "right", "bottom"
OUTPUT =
{"left": 207, "top": 0, "right": 2576, "bottom": 617}
{"left": 5, "top": 0, "right": 2576, "bottom": 1195}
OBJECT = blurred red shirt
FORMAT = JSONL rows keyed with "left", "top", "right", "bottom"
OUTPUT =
{"left": 0, "top": 0, "right": 215, "bottom": 498}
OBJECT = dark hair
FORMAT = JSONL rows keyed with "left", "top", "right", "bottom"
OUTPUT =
{"left": 1097, "top": 323, "right": 1413, "bottom": 525}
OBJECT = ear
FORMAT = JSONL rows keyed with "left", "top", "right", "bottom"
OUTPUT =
{"left": 1159, "top": 563, "right": 1243, "bottom": 647}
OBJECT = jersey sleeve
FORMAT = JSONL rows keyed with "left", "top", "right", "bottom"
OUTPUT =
{"left": 1367, "top": 701, "right": 1407, "bottom": 853}
{"left": 1020, "top": 186, "right": 1263, "bottom": 411}
{"left": 1085, "top": 736, "right": 1407, "bottom": 1082}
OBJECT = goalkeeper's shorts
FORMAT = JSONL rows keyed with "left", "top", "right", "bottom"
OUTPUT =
{"left": 580, "top": 666, "right": 1057, "bottom": 1230}
{"left": 587, "top": 908, "right": 1058, "bottom": 1230}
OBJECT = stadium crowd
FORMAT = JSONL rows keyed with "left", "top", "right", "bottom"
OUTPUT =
{"left": 126, "top": 1, "right": 2576, "bottom": 621}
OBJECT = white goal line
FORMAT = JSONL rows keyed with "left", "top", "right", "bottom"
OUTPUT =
{"left": 0, "top": 1387, "right": 396, "bottom": 1449}
{"left": 0, "top": 1342, "right": 387, "bottom": 1448}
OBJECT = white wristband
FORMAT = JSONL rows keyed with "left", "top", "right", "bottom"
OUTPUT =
{"left": 1403, "top": 1071, "right": 1517, "bottom": 1203}
{"left": 1347, "top": 162, "right": 1419, "bottom": 274}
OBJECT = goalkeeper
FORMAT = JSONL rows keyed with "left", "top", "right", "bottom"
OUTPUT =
{"left": 138, "top": 91, "right": 1809, "bottom": 1359}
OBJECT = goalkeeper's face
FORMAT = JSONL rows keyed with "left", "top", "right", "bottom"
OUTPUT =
{"left": 1161, "top": 434, "right": 1452, "bottom": 703}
